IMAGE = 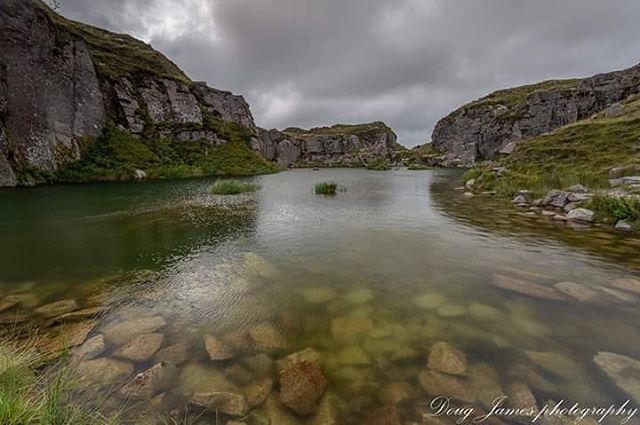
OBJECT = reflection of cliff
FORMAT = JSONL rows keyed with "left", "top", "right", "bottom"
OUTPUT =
{"left": 430, "top": 175, "right": 640, "bottom": 271}
{"left": 0, "top": 198, "right": 257, "bottom": 282}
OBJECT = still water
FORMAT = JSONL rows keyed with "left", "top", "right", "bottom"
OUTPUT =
{"left": 0, "top": 169, "right": 638, "bottom": 424}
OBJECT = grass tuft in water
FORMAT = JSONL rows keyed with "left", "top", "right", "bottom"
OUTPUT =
{"left": 0, "top": 339, "right": 117, "bottom": 425}
{"left": 315, "top": 182, "right": 338, "bottom": 195}
{"left": 211, "top": 179, "right": 257, "bottom": 195}
{"left": 587, "top": 194, "right": 640, "bottom": 223}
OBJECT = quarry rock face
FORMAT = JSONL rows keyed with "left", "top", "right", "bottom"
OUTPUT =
{"left": 432, "top": 63, "right": 640, "bottom": 166}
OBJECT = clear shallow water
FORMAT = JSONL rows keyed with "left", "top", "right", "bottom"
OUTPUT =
{"left": 0, "top": 169, "right": 639, "bottom": 424}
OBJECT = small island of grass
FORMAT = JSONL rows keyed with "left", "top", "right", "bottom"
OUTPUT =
{"left": 211, "top": 179, "right": 257, "bottom": 195}
{"left": 315, "top": 182, "right": 338, "bottom": 195}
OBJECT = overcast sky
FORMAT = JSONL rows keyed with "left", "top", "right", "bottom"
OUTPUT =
{"left": 57, "top": 0, "right": 640, "bottom": 147}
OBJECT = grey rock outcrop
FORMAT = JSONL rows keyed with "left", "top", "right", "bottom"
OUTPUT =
{"left": 432, "top": 63, "right": 640, "bottom": 166}
{"left": 257, "top": 122, "right": 404, "bottom": 168}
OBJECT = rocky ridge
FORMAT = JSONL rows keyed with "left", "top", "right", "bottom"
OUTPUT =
{"left": 0, "top": 1, "right": 402, "bottom": 187}
{"left": 432, "top": 62, "right": 640, "bottom": 166}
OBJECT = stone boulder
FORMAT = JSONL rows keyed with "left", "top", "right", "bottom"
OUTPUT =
{"left": 279, "top": 360, "right": 328, "bottom": 415}
{"left": 204, "top": 334, "right": 236, "bottom": 361}
{"left": 191, "top": 391, "right": 249, "bottom": 416}
{"left": 77, "top": 357, "right": 134, "bottom": 384}
{"left": 427, "top": 342, "right": 468, "bottom": 376}
{"left": 566, "top": 208, "right": 594, "bottom": 223}
{"left": 114, "top": 333, "right": 164, "bottom": 362}
{"left": 103, "top": 316, "right": 166, "bottom": 345}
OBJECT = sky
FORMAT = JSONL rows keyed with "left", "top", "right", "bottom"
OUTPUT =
{"left": 57, "top": 0, "right": 640, "bottom": 147}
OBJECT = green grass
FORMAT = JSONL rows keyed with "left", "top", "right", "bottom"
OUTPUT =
{"left": 366, "top": 158, "right": 390, "bottom": 171}
{"left": 315, "top": 182, "right": 338, "bottom": 195}
{"left": 465, "top": 79, "right": 581, "bottom": 110}
{"left": 464, "top": 96, "right": 640, "bottom": 197}
{"left": 587, "top": 194, "right": 640, "bottom": 223}
{"left": 284, "top": 122, "right": 392, "bottom": 138}
{"left": 0, "top": 339, "right": 116, "bottom": 425}
{"left": 211, "top": 179, "right": 257, "bottom": 195}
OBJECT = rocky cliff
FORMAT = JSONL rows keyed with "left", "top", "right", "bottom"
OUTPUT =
{"left": 0, "top": 0, "right": 266, "bottom": 186}
{"left": 254, "top": 122, "right": 404, "bottom": 168}
{"left": 432, "top": 62, "right": 640, "bottom": 166}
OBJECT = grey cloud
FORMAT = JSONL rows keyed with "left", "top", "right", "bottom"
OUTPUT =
{"left": 58, "top": 0, "right": 640, "bottom": 146}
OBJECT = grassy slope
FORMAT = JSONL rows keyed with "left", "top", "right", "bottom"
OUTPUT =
{"left": 465, "top": 79, "right": 581, "bottom": 110}
{"left": 283, "top": 121, "right": 394, "bottom": 138}
{"left": 465, "top": 95, "right": 640, "bottom": 197}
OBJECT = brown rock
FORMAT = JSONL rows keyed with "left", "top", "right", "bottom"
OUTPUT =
{"left": 72, "top": 334, "right": 105, "bottom": 361}
{"left": 553, "top": 282, "right": 599, "bottom": 302}
{"left": 608, "top": 278, "right": 640, "bottom": 295}
{"left": 427, "top": 342, "right": 467, "bottom": 376}
{"left": 155, "top": 343, "right": 189, "bottom": 365}
{"left": 0, "top": 296, "right": 21, "bottom": 312}
{"left": 244, "top": 378, "right": 273, "bottom": 407}
{"left": 418, "top": 370, "right": 476, "bottom": 403}
{"left": 119, "top": 362, "right": 173, "bottom": 400}
{"left": 204, "top": 334, "right": 235, "bottom": 361}
{"left": 45, "top": 306, "right": 106, "bottom": 326}
{"left": 279, "top": 360, "right": 328, "bottom": 415}
{"left": 114, "top": 333, "right": 164, "bottom": 362}
{"left": 103, "top": 316, "right": 166, "bottom": 345}
{"left": 492, "top": 275, "right": 565, "bottom": 301}
{"left": 593, "top": 352, "right": 640, "bottom": 404}
{"left": 277, "top": 347, "right": 321, "bottom": 372}
{"left": 191, "top": 391, "right": 249, "bottom": 416}
{"left": 249, "top": 323, "right": 287, "bottom": 354}
{"left": 365, "top": 406, "right": 402, "bottom": 425}
{"left": 506, "top": 382, "right": 538, "bottom": 410}
{"left": 34, "top": 299, "right": 79, "bottom": 317}
{"left": 77, "top": 357, "right": 134, "bottom": 384}
{"left": 379, "top": 382, "right": 412, "bottom": 405}
{"left": 36, "top": 320, "right": 97, "bottom": 359}
{"left": 469, "top": 363, "right": 505, "bottom": 410}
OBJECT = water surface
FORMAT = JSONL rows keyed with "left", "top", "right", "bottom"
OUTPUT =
{"left": 0, "top": 169, "right": 638, "bottom": 424}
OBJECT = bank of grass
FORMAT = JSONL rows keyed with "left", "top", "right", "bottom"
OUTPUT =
{"left": 211, "top": 179, "right": 257, "bottom": 195}
{"left": 0, "top": 340, "right": 116, "bottom": 425}
{"left": 464, "top": 97, "right": 640, "bottom": 198}
{"left": 586, "top": 194, "right": 640, "bottom": 224}
{"left": 54, "top": 128, "right": 277, "bottom": 183}
{"left": 315, "top": 182, "right": 338, "bottom": 195}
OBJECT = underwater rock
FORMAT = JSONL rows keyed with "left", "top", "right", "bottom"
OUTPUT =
{"left": 225, "top": 363, "right": 255, "bottom": 386}
{"left": 77, "top": 357, "right": 134, "bottom": 384}
{"left": 311, "top": 393, "right": 340, "bottom": 425}
{"left": 45, "top": 306, "right": 106, "bottom": 326}
{"left": 336, "top": 345, "right": 371, "bottom": 366}
{"left": 191, "top": 391, "right": 250, "bottom": 416}
{"left": 178, "top": 362, "right": 237, "bottom": 397}
{"left": 249, "top": 322, "right": 288, "bottom": 354}
{"left": 155, "top": 342, "right": 189, "bottom": 365}
{"left": 506, "top": 382, "right": 538, "bottom": 410}
{"left": 593, "top": 352, "right": 640, "bottom": 404}
{"left": 331, "top": 316, "right": 374, "bottom": 342}
{"left": 204, "top": 334, "right": 236, "bottom": 361}
{"left": 553, "top": 282, "right": 599, "bottom": 302}
{"left": 414, "top": 292, "right": 447, "bottom": 310}
{"left": 469, "top": 363, "right": 505, "bottom": 410}
{"left": 436, "top": 304, "right": 467, "bottom": 318}
{"left": 468, "top": 303, "right": 502, "bottom": 321}
{"left": 103, "top": 316, "right": 167, "bottom": 345}
{"left": 525, "top": 351, "right": 584, "bottom": 381}
{"left": 34, "top": 299, "right": 79, "bottom": 317}
{"left": 343, "top": 288, "right": 375, "bottom": 305}
{"left": 598, "top": 286, "right": 639, "bottom": 303}
{"left": 244, "top": 378, "right": 273, "bottom": 408}
{"left": 302, "top": 287, "right": 339, "bottom": 304}
{"left": 264, "top": 394, "right": 304, "bottom": 425}
{"left": 492, "top": 275, "right": 565, "bottom": 301}
{"left": 244, "top": 252, "right": 280, "bottom": 279}
{"left": 607, "top": 278, "right": 640, "bottom": 295}
{"left": 427, "top": 341, "right": 468, "bottom": 376}
{"left": 243, "top": 353, "right": 275, "bottom": 379}
{"left": 379, "top": 382, "right": 412, "bottom": 405}
{"left": 418, "top": 370, "right": 475, "bottom": 403}
{"left": 364, "top": 405, "right": 402, "bottom": 425}
{"left": 119, "top": 362, "right": 173, "bottom": 400}
{"left": 507, "top": 364, "right": 558, "bottom": 394}
{"left": 72, "top": 334, "right": 105, "bottom": 361}
{"left": 278, "top": 348, "right": 321, "bottom": 372}
{"left": 279, "top": 360, "right": 328, "bottom": 415}
{"left": 36, "top": 320, "right": 97, "bottom": 359}
{"left": 114, "top": 333, "right": 164, "bottom": 362}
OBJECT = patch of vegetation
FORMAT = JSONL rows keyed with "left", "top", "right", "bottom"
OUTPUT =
{"left": 315, "top": 182, "right": 338, "bottom": 196}
{"left": 284, "top": 122, "right": 392, "bottom": 138}
{"left": 211, "top": 179, "right": 257, "bottom": 195}
{"left": 587, "top": 194, "right": 640, "bottom": 223}
{"left": 407, "top": 164, "right": 432, "bottom": 170}
{"left": 38, "top": 1, "right": 189, "bottom": 83}
{"left": 464, "top": 96, "right": 640, "bottom": 197}
{"left": 0, "top": 339, "right": 116, "bottom": 425}
{"left": 366, "top": 158, "right": 390, "bottom": 171}
{"left": 465, "top": 78, "right": 581, "bottom": 110}
{"left": 56, "top": 127, "right": 277, "bottom": 183}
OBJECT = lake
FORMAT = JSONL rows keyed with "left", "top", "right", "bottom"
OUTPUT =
{"left": 0, "top": 169, "right": 638, "bottom": 425}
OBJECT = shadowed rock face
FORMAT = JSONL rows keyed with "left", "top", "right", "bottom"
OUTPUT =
{"left": 432, "top": 63, "right": 640, "bottom": 166}
{"left": 256, "top": 122, "right": 404, "bottom": 168}
{"left": 0, "top": 0, "right": 257, "bottom": 187}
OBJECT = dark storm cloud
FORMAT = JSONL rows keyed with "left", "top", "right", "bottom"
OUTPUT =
{"left": 58, "top": 0, "right": 640, "bottom": 146}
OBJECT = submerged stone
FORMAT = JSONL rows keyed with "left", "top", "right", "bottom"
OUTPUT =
{"left": 37, "top": 320, "right": 97, "bottom": 359}
{"left": 343, "top": 288, "right": 375, "bottom": 305}
{"left": 598, "top": 286, "right": 639, "bottom": 303}
{"left": 330, "top": 316, "right": 374, "bottom": 342}
{"left": 379, "top": 382, "right": 412, "bottom": 405}
{"left": 553, "top": 282, "right": 599, "bottom": 302}
{"left": 114, "top": 333, "right": 164, "bottom": 362}
{"left": 244, "top": 252, "right": 279, "bottom": 279}
{"left": 468, "top": 303, "right": 502, "bottom": 321}
{"left": 72, "top": 334, "right": 105, "bottom": 361}
{"left": 119, "top": 362, "right": 174, "bottom": 400}
{"left": 277, "top": 348, "right": 321, "bottom": 372}
{"left": 608, "top": 278, "right": 640, "bottom": 295}
{"left": 427, "top": 341, "right": 467, "bottom": 376}
{"left": 593, "top": 352, "right": 640, "bottom": 404}
{"left": 103, "top": 316, "right": 167, "bottom": 345}
{"left": 364, "top": 405, "right": 402, "bottom": 425}
{"left": 505, "top": 382, "right": 538, "bottom": 410}
{"left": 77, "top": 357, "right": 134, "bottom": 384}
{"left": 279, "top": 360, "right": 328, "bottom": 416}
{"left": 414, "top": 292, "right": 447, "bottom": 310}
{"left": 155, "top": 342, "right": 190, "bottom": 365}
{"left": 204, "top": 334, "right": 236, "bottom": 361}
{"left": 244, "top": 378, "right": 273, "bottom": 408}
{"left": 191, "top": 391, "right": 249, "bottom": 416}
{"left": 45, "top": 306, "right": 106, "bottom": 326}
{"left": 302, "top": 287, "right": 338, "bottom": 304}
{"left": 249, "top": 322, "right": 288, "bottom": 354}
{"left": 436, "top": 303, "right": 467, "bottom": 318}
{"left": 263, "top": 394, "right": 304, "bottom": 425}
{"left": 525, "top": 351, "right": 585, "bottom": 381}
{"left": 178, "top": 362, "right": 237, "bottom": 396}
{"left": 469, "top": 363, "right": 505, "bottom": 410}
{"left": 34, "top": 299, "right": 79, "bottom": 317}
{"left": 418, "top": 370, "right": 475, "bottom": 403}
{"left": 336, "top": 345, "right": 371, "bottom": 366}
{"left": 492, "top": 274, "right": 565, "bottom": 301}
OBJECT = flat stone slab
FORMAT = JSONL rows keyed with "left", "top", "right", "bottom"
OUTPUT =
{"left": 492, "top": 274, "right": 565, "bottom": 301}
{"left": 593, "top": 352, "right": 640, "bottom": 404}
{"left": 554, "top": 281, "right": 599, "bottom": 302}
{"left": 204, "top": 334, "right": 235, "bottom": 361}
{"left": 34, "top": 299, "right": 79, "bottom": 317}
{"left": 114, "top": 333, "right": 164, "bottom": 362}
{"left": 608, "top": 278, "right": 640, "bottom": 295}
{"left": 103, "top": 316, "right": 166, "bottom": 345}
{"left": 428, "top": 341, "right": 468, "bottom": 376}
{"left": 77, "top": 357, "right": 134, "bottom": 384}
